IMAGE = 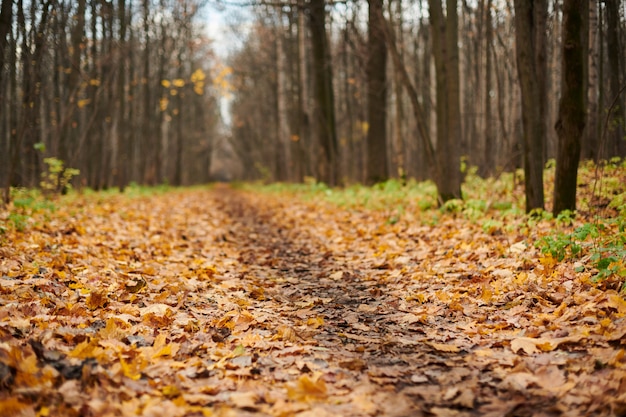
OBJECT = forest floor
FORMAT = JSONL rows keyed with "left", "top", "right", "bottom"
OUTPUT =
{"left": 1, "top": 168, "right": 626, "bottom": 417}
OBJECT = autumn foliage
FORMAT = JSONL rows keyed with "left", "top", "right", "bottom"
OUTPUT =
{"left": 1, "top": 166, "right": 626, "bottom": 416}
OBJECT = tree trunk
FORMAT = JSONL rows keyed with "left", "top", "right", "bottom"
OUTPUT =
{"left": 483, "top": 0, "right": 495, "bottom": 177}
{"left": 117, "top": 0, "right": 130, "bottom": 190}
{"left": 604, "top": 0, "right": 625, "bottom": 157}
{"left": 296, "top": 3, "right": 311, "bottom": 181}
{"left": 366, "top": 0, "right": 388, "bottom": 184}
{"left": 429, "top": 0, "right": 462, "bottom": 203}
{"left": 583, "top": 0, "right": 599, "bottom": 161}
{"left": 513, "top": 0, "right": 547, "bottom": 212}
{"left": 308, "top": 0, "right": 339, "bottom": 186}
{"left": 0, "top": 0, "right": 13, "bottom": 204}
{"left": 554, "top": 0, "right": 587, "bottom": 215}
{"left": 276, "top": 21, "right": 291, "bottom": 181}
{"left": 390, "top": 0, "right": 405, "bottom": 180}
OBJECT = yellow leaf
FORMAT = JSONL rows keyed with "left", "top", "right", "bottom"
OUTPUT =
{"left": 173, "top": 78, "right": 185, "bottom": 87}
{"left": 193, "top": 84, "right": 204, "bottom": 95}
{"left": 68, "top": 340, "right": 97, "bottom": 359}
{"left": 481, "top": 284, "right": 493, "bottom": 303}
{"left": 161, "top": 79, "right": 171, "bottom": 88}
{"left": 162, "top": 385, "right": 181, "bottom": 397}
{"left": 195, "top": 265, "right": 217, "bottom": 280}
{"left": 152, "top": 333, "right": 179, "bottom": 358}
{"left": 77, "top": 98, "right": 91, "bottom": 108}
{"left": 273, "top": 325, "right": 298, "bottom": 341}
{"left": 119, "top": 355, "right": 142, "bottom": 380}
{"left": 287, "top": 373, "right": 327, "bottom": 401}
{"left": 191, "top": 68, "right": 206, "bottom": 83}
{"left": 608, "top": 294, "right": 626, "bottom": 315}
{"left": 89, "top": 78, "right": 100, "bottom": 86}
{"left": 307, "top": 316, "right": 325, "bottom": 329}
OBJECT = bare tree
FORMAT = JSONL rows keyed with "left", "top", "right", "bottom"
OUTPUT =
{"left": 514, "top": 0, "right": 548, "bottom": 212}
{"left": 604, "top": 0, "right": 625, "bottom": 157}
{"left": 554, "top": 0, "right": 587, "bottom": 215}
{"left": 429, "top": 0, "right": 462, "bottom": 202}
{"left": 366, "top": 0, "right": 388, "bottom": 184}
{"left": 0, "top": 0, "right": 13, "bottom": 204}
{"left": 308, "top": 0, "right": 339, "bottom": 185}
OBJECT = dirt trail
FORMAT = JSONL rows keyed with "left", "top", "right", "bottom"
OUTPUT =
{"left": 207, "top": 186, "right": 625, "bottom": 417}
{"left": 0, "top": 186, "right": 624, "bottom": 417}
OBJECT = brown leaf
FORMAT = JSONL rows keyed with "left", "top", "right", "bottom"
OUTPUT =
{"left": 428, "top": 342, "right": 461, "bottom": 353}
{"left": 85, "top": 290, "right": 108, "bottom": 310}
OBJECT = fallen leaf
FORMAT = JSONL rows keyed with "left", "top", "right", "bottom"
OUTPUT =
{"left": 428, "top": 342, "right": 461, "bottom": 353}
{"left": 287, "top": 373, "right": 328, "bottom": 401}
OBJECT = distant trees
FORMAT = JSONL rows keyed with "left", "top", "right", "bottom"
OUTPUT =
{"left": 224, "top": 0, "right": 626, "bottom": 208}
{"left": 1, "top": 0, "right": 220, "bottom": 202}
{"left": 3, "top": 0, "right": 626, "bottom": 211}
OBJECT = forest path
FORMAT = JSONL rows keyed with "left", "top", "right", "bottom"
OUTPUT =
{"left": 0, "top": 185, "right": 624, "bottom": 416}
{"left": 205, "top": 185, "right": 624, "bottom": 417}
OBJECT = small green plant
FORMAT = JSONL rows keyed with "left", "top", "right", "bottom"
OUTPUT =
{"left": 8, "top": 212, "right": 29, "bottom": 231}
{"left": 538, "top": 233, "right": 582, "bottom": 262}
{"left": 556, "top": 209, "right": 576, "bottom": 226}
{"left": 482, "top": 218, "right": 503, "bottom": 235}
{"left": 2, "top": 188, "right": 58, "bottom": 233}
{"left": 441, "top": 198, "right": 463, "bottom": 213}
{"left": 40, "top": 157, "right": 80, "bottom": 197}
{"left": 537, "top": 219, "right": 626, "bottom": 282}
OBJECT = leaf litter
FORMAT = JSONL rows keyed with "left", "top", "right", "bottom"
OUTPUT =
{"left": 0, "top": 183, "right": 625, "bottom": 416}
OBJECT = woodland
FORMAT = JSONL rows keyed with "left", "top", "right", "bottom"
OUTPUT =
{"left": 1, "top": 0, "right": 626, "bottom": 416}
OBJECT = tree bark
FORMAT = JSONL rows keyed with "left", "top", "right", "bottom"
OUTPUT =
{"left": 276, "top": 21, "right": 291, "bottom": 181}
{"left": 554, "top": 0, "right": 587, "bottom": 215}
{"left": 583, "top": 0, "right": 599, "bottom": 161}
{"left": 117, "top": 0, "right": 130, "bottom": 190}
{"left": 296, "top": 2, "right": 311, "bottom": 181}
{"left": 0, "top": 0, "right": 13, "bottom": 204}
{"left": 604, "top": 0, "right": 625, "bottom": 157}
{"left": 366, "top": 0, "right": 388, "bottom": 184}
{"left": 308, "top": 0, "right": 339, "bottom": 186}
{"left": 483, "top": 0, "right": 495, "bottom": 177}
{"left": 390, "top": 0, "right": 405, "bottom": 180}
{"left": 513, "top": 0, "right": 547, "bottom": 212}
{"left": 429, "top": 0, "right": 462, "bottom": 203}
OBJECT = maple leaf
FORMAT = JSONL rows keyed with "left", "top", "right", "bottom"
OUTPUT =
{"left": 287, "top": 373, "right": 328, "bottom": 402}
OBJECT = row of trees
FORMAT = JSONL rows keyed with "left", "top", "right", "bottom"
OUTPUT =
{"left": 0, "top": 0, "right": 220, "bottom": 203}
{"left": 226, "top": 0, "right": 626, "bottom": 212}
{"left": 1, "top": 0, "right": 624, "bottom": 213}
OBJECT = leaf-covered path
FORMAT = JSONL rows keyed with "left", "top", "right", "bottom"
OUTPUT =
{"left": 1, "top": 185, "right": 625, "bottom": 416}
